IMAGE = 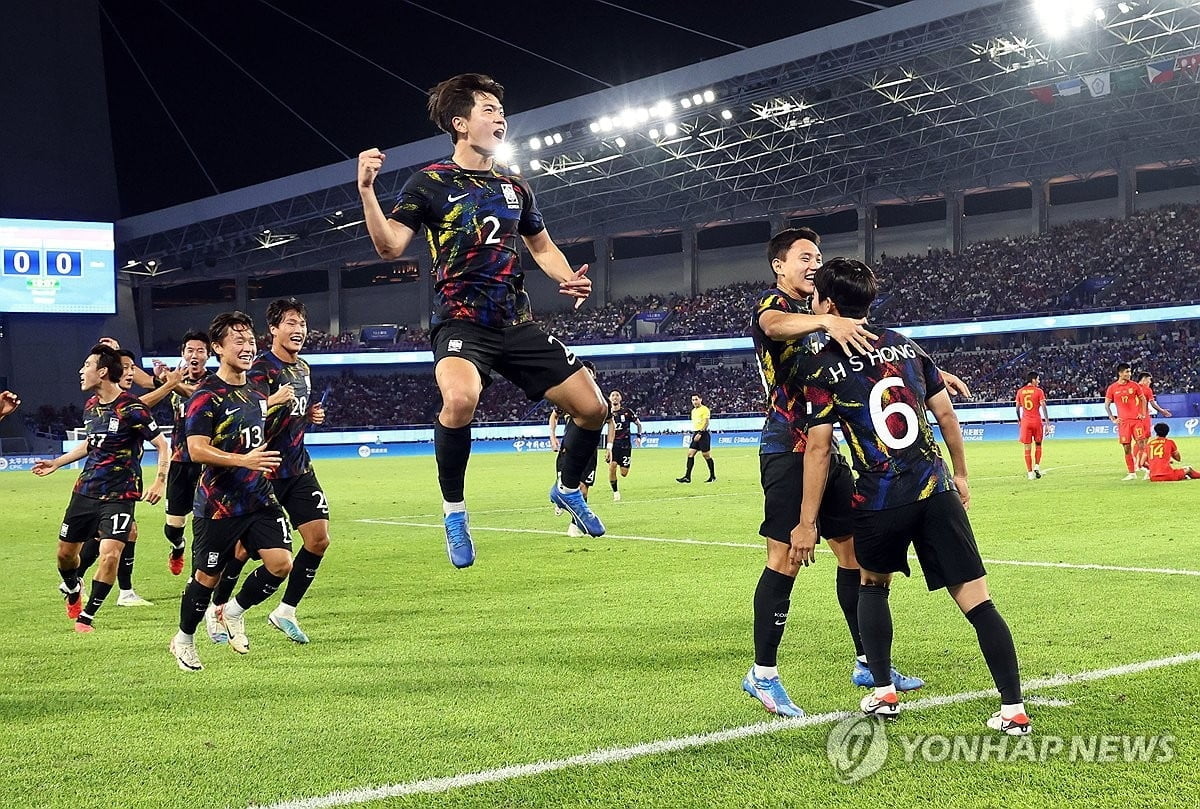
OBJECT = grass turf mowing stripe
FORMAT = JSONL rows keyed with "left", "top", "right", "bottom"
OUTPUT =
{"left": 356, "top": 519, "right": 1200, "bottom": 577}
{"left": 248, "top": 651, "right": 1200, "bottom": 809}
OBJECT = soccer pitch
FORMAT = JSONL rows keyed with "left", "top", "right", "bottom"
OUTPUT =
{"left": 2, "top": 439, "right": 1198, "bottom": 809}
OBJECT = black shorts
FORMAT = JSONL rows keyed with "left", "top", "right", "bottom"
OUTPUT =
{"left": 192, "top": 504, "right": 292, "bottom": 576}
{"left": 689, "top": 430, "right": 712, "bottom": 452}
{"left": 271, "top": 469, "right": 329, "bottom": 528}
{"left": 852, "top": 490, "right": 986, "bottom": 591}
{"left": 432, "top": 319, "right": 582, "bottom": 400}
{"left": 759, "top": 452, "right": 855, "bottom": 545}
{"left": 611, "top": 437, "right": 633, "bottom": 469}
{"left": 555, "top": 448, "right": 597, "bottom": 487}
{"left": 59, "top": 494, "right": 136, "bottom": 545}
{"left": 166, "top": 461, "right": 203, "bottom": 518}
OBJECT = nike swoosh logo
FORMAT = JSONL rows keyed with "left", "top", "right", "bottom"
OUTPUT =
{"left": 225, "top": 408, "right": 238, "bottom": 416}
{"left": 448, "top": 193, "right": 469, "bottom": 203}
{"left": 774, "top": 619, "right": 787, "bottom": 626}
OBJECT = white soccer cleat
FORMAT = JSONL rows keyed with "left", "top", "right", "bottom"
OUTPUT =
{"left": 169, "top": 637, "right": 203, "bottom": 672}
{"left": 1027, "top": 471, "right": 1036, "bottom": 480}
{"left": 861, "top": 691, "right": 900, "bottom": 717}
{"left": 204, "top": 604, "right": 229, "bottom": 645}
{"left": 1123, "top": 472, "right": 1138, "bottom": 481}
{"left": 117, "top": 590, "right": 154, "bottom": 607}
{"left": 219, "top": 608, "right": 250, "bottom": 655}
{"left": 986, "top": 710, "right": 1032, "bottom": 736}
{"left": 566, "top": 523, "right": 584, "bottom": 537}
{"left": 613, "top": 491, "right": 621, "bottom": 501}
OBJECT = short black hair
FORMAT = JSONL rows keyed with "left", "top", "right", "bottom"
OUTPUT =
{"left": 428, "top": 74, "right": 505, "bottom": 142}
{"left": 181, "top": 330, "right": 209, "bottom": 351}
{"left": 813, "top": 257, "right": 878, "bottom": 318}
{"left": 1116, "top": 362, "right": 1131, "bottom": 374}
{"left": 266, "top": 297, "right": 307, "bottom": 329}
{"left": 581, "top": 359, "right": 597, "bottom": 374}
{"left": 88, "top": 344, "right": 124, "bottom": 384}
{"left": 209, "top": 311, "right": 255, "bottom": 347}
{"left": 116, "top": 349, "right": 136, "bottom": 361}
{"left": 767, "top": 227, "right": 821, "bottom": 269}
{"left": 1135, "top": 370, "right": 1151, "bottom": 383}
{"left": 1154, "top": 422, "right": 1170, "bottom": 437}
{"left": 1027, "top": 371, "right": 1040, "bottom": 384}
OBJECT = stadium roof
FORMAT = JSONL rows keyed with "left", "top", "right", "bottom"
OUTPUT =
{"left": 119, "top": 0, "right": 1200, "bottom": 284}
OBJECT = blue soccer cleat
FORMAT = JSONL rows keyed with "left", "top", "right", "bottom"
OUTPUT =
{"left": 549, "top": 485, "right": 605, "bottom": 537}
{"left": 444, "top": 511, "right": 475, "bottom": 568}
{"left": 268, "top": 610, "right": 310, "bottom": 644}
{"left": 852, "top": 659, "right": 925, "bottom": 692}
{"left": 742, "top": 668, "right": 805, "bottom": 718}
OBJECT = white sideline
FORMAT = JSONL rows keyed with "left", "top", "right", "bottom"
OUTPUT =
{"left": 355, "top": 519, "right": 1200, "bottom": 577}
{"left": 249, "top": 651, "right": 1200, "bottom": 809}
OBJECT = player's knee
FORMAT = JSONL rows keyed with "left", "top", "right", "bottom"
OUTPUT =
{"left": 56, "top": 546, "right": 77, "bottom": 567}
{"left": 620, "top": 468, "right": 629, "bottom": 477}
{"left": 860, "top": 570, "right": 890, "bottom": 586}
{"left": 305, "top": 532, "right": 330, "bottom": 554}
{"left": 194, "top": 570, "right": 219, "bottom": 588}
{"left": 128, "top": 523, "right": 139, "bottom": 543}
{"left": 265, "top": 557, "right": 293, "bottom": 578}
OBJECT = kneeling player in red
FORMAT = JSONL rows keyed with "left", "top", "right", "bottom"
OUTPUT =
{"left": 1146, "top": 423, "right": 1200, "bottom": 481}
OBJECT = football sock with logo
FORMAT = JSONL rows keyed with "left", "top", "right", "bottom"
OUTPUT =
{"left": 434, "top": 419, "right": 471, "bottom": 502}
{"left": 282, "top": 547, "right": 323, "bottom": 608}
{"left": 684, "top": 456, "right": 695, "bottom": 478}
{"left": 965, "top": 600, "right": 1022, "bottom": 704}
{"left": 79, "top": 580, "right": 113, "bottom": 625}
{"left": 164, "top": 524, "right": 186, "bottom": 554}
{"left": 706, "top": 458, "right": 715, "bottom": 478}
{"left": 558, "top": 426, "right": 603, "bottom": 489}
{"left": 752, "top": 567, "right": 795, "bottom": 667}
{"left": 117, "top": 541, "right": 136, "bottom": 591}
{"left": 58, "top": 566, "right": 81, "bottom": 602}
{"left": 836, "top": 566, "right": 866, "bottom": 657}
{"left": 76, "top": 539, "right": 100, "bottom": 579}
{"left": 212, "top": 558, "right": 248, "bottom": 607}
{"left": 857, "top": 584, "right": 894, "bottom": 688}
{"left": 180, "top": 578, "right": 214, "bottom": 634}
{"left": 231, "top": 567, "right": 286, "bottom": 612}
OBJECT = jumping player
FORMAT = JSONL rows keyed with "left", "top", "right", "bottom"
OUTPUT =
{"left": 358, "top": 73, "right": 608, "bottom": 568}
{"left": 549, "top": 361, "right": 607, "bottom": 536}
{"left": 1015, "top": 372, "right": 1049, "bottom": 480}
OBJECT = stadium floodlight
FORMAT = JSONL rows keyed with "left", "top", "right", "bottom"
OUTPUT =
{"left": 529, "top": 137, "right": 541, "bottom": 150}
{"left": 614, "top": 136, "right": 627, "bottom": 148}
{"left": 703, "top": 89, "right": 715, "bottom": 103}
{"left": 720, "top": 109, "right": 733, "bottom": 120}
{"left": 664, "top": 121, "right": 678, "bottom": 136}
{"left": 589, "top": 121, "right": 601, "bottom": 133}
{"left": 510, "top": 163, "right": 521, "bottom": 174}
{"left": 648, "top": 127, "right": 660, "bottom": 139}
{"left": 1032, "top": 0, "right": 1098, "bottom": 37}
{"left": 552, "top": 132, "right": 563, "bottom": 144}
{"left": 692, "top": 93, "right": 704, "bottom": 105}
{"left": 599, "top": 116, "right": 614, "bottom": 131}
{"left": 543, "top": 136, "right": 555, "bottom": 148}
{"left": 529, "top": 158, "right": 542, "bottom": 171}
{"left": 680, "top": 97, "right": 692, "bottom": 108}
{"left": 1117, "top": 2, "right": 1131, "bottom": 12}
{"left": 494, "top": 142, "right": 514, "bottom": 163}
{"left": 652, "top": 100, "right": 672, "bottom": 117}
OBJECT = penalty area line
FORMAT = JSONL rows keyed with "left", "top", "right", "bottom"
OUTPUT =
{"left": 354, "top": 519, "right": 1200, "bottom": 576}
{"left": 248, "top": 651, "right": 1200, "bottom": 809}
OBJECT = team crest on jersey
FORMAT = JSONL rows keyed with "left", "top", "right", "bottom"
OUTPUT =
{"left": 207, "top": 552, "right": 220, "bottom": 566}
{"left": 501, "top": 183, "right": 520, "bottom": 209}
{"left": 59, "top": 522, "right": 69, "bottom": 538}
{"left": 448, "top": 339, "right": 463, "bottom": 353}
{"left": 108, "top": 417, "right": 120, "bottom": 433}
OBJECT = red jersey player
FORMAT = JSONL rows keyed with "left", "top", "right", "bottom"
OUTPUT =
{"left": 1135, "top": 371, "right": 1172, "bottom": 478}
{"left": 1104, "top": 363, "right": 1145, "bottom": 480}
{"left": 1146, "top": 423, "right": 1200, "bottom": 481}
{"left": 1015, "top": 372, "right": 1048, "bottom": 480}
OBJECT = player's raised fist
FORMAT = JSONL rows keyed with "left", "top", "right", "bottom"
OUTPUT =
{"left": 358, "top": 148, "right": 386, "bottom": 190}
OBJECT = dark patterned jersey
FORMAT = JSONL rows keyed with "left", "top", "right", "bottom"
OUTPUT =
{"left": 610, "top": 407, "right": 640, "bottom": 442}
{"left": 391, "top": 160, "right": 546, "bottom": 328}
{"left": 752, "top": 287, "right": 828, "bottom": 454}
{"left": 799, "top": 328, "right": 955, "bottom": 510}
{"left": 169, "top": 371, "right": 211, "bottom": 463}
{"left": 249, "top": 350, "right": 312, "bottom": 479}
{"left": 184, "top": 374, "right": 276, "bottom": 519}
{"left": 73, "top": 392, "right": 162, "bottom": 501}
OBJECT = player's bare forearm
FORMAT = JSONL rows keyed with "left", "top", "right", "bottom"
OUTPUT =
{"left": 54, "top": 441, "right": 89, "bottom": 469}
{"left": 138, "top": 379, "right": 177, "bottom": 409}
{"left": 799, "top": 426, "right": 833, "bottom": 529}
{"left": 928, "top": 390, "right": 968, "bottom": 477}
{"left": 360, "top": 194, "right": 413, "bottom": 260}
{"left": 187, "top": 436, "right": 245, "bottom": 468}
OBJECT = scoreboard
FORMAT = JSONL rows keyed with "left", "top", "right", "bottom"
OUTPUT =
{"left": 0, "top": 218, "right": 116, "bottom": 314}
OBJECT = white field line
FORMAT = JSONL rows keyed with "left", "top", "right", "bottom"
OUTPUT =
{"left": 380, "top": 493, "right": 732, "bottom": 520}
{"left": 249, "top": 651, "right": 1200, "bottom": 809}
{"left": 355, "top": 519, "right": 1200, "bottom": 577}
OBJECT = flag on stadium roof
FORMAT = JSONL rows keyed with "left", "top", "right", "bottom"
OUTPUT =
{"left": 1083, "top": 72, "right": 1111, "bottom": 98}
{"left": 1055, "top": 77, "right": 1084, "bottom": 96}
{"left": 1029, "top": 86, "right": 1054, "bottom": 104}
{"left": 1146, "top": 60, "right": 1177, "bottom": 84}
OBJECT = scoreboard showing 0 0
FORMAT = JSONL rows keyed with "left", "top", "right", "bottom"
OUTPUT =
{"left": 0, "top": 218, "right": 115, "bottom": 314}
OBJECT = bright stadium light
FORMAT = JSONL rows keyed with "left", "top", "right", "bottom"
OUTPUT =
{"left": 494, "top": 142, "right": 514, "bottom": 163}
{"left": 528, "top": 137, "right": 541, "bottom": 150}
{"left": 552, "top": 132, "right": 563, "bottom": 144}
{"left": 692, "top": 93, "right": 704, "bottom": 105}
{"left": 1032, "top": 0, "right": 1097, "bottom": 37}
{"left": 648, "top": 127, "right": 660, "bottom": 139}
{"left": 543, "top": 136, "right": 555, "bottom": 148}
{"left": 529, "top": 158, "right": 542, "bottom": 171}
{"left": 664, "top": 121, "right": 678, "bottom": 136}
{"left": 589, "top": 121, "right": 601, "bottom": 133}
{"left": 599, "top": 116, "right": 614, "bottom": 131}
{"left": 510, "top": 163, "right": 521, "bottom": 174}
{"left": 614, "top": 136, "right": 626, "bottom": 148}
{"left": 680, "top": 97, "right": 692, "bottom": 109}
{"left": 703, "top": 89, "right": 716, "bottom": 103}
{"left": 720, "top": 109, "right": 733, "bottom": 120}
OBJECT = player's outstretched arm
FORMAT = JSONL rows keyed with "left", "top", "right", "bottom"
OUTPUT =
{"left": 794, "top": 424, "right": 833, "bottom": 567}
{"left": 358, "top": 148, "right": 416, "bottom": 260}
{"left": 143, "top": 433, "right": 170, "bottom": 504}
{"left": 757, "top": 309, "right": 876, "bottom": 355}
{"left": 0, "top": 390, "right": 20, "bottom": 420}
{"left": 927, "top": 389, "right": 970, "bottom": 509}
{"left": 139, "top": 366, "right": 183, "bottom": 409}
{"left": 523, "top": 230, "right": 591, "bottom": 307}
{"left": 32, "top": 441, "right": 88, "bottom": 476}
{"left": 939, "top": 371, "right": 972, "bottom": 398}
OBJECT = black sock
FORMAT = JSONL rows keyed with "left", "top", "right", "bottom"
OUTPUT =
{"left": 434, "top": 419, "right": 471, "bottom": 502}
{"left": 706, "top": 457, "right": 715, "bottom": 478}
{"left": 685, "top": 456, "right": 695, "bottom": 478}
{"left": 857, "top": 584, "right": 893, "bottom": 687}
{"left": 234, "top": 566, "right": 286, "bottom": 610}
{"left": 282, "top": 548, "right": 323, "bottom": 608}
{"left": 164, "top": 523, "right": 186, "bottom": 555}
{"left": 78, "top": 580, "right": 114, "bottom": 625}
{"left": 610, "top": 479, "right": 618, "bottom": 492}
{"left": 117, "top": 542, "right": 136, "bottom": 591}
{"left": 212, "top": 557, "right": 248, "bottom": 606}
{"left": 179, "top": 578, "right": 214, "bottom": 635}
{"left": 77, "top": 539, "right": 100, "bottom": 580}
{"left": 836, "top": 566, "right": 866, "bottom": 657}
{"left": 752, "top": 567, "right": 796, "bottom": 667}
{"left": 966, "top": 600, "right": 1023, "bottom": 704}
{"left": 559, "top": 426, "right": 603, "bottom": 489}
{"left": 58, "top": 566, "right": 81, "bottom": 603}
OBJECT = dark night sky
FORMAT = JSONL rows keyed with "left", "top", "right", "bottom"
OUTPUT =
{"left": 98, "top": 0, "right": 914, "bottom": 217}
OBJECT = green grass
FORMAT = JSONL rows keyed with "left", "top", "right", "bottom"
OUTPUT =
{"left": 1, "top": 438, "right": 1198, "bottom": 809}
